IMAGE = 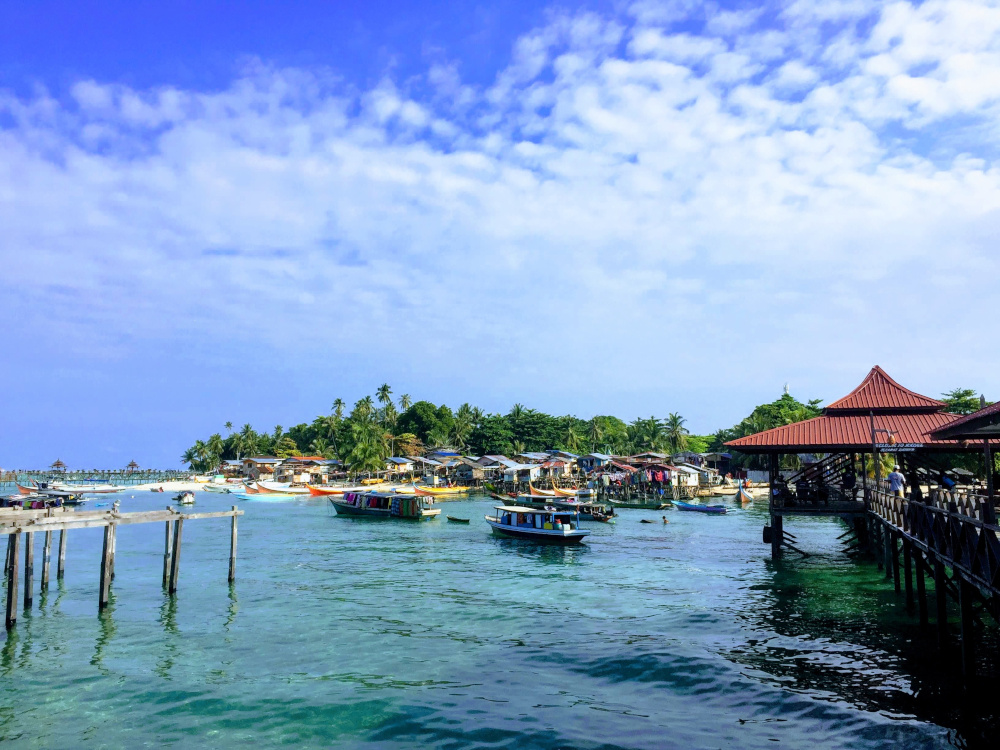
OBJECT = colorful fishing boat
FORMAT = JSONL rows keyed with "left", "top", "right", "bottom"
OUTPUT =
{"left": 330, "top": 491, "right": 440, "bottom": 519}
{"left": 528, "top": 481, "right": 556, "bottom": 497}
{"left": 411, "top": 484, "right": 468, "bottom": 495}
{"left": 674, "top": 500, "right": 727, "bottom": 514}
{"left": 15, "top": 482, "right": 36, "bottom": 496}
{"left": 306, "top": 484, "right": 369, "bottom": 496}
{"left": 257, "top": 481, "right": 310, "bottom": 495}
{"left": 735, "top": 483, "right": 753, "bottom": 504}
{"left": 485, "top": 505, "right": 590, "bottom": 545}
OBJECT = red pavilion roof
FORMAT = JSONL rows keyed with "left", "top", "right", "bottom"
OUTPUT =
{"left": 726, "top": 366, "right": 960, "bottom": 453}
{"left": 824, "top": 366, "right": 944, "bottom": 414}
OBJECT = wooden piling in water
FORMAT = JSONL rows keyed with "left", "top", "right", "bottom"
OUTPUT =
{"left": 891, "top": 534, "right": 901, "bottom": 593}
{"left": 228, "top": 506, "right": 238, "bottom": 584}
{"left": 162, "top": 513, "right": 174, "bottom": 588}
{"left": 902, "top": 540, "right": 913, "bottom": 612}
{"left": 958, "top": 575, "right": 976, "bottom": 680}
{"left": 5, "top": 533, "right": 19, "bottom": 629}
{"left": 934, "top": 560, "right": 948, "bottom": 648}
{"left": 915, "top": 551, "right": 928, "bottom": 629}
{"left": 23, "top": 532, "right": 34, "bottom": 610}
{"left": 168, "top": 519, "right": 183, "bottom": 594}
{"left": 99, "top": 524, "right": 113, "bottom": 609}
{"left": 57, "top": 529, "right": 67, "bottom": 579}
{"left": 41, "top": 530, "right": 52, "bottom": 591}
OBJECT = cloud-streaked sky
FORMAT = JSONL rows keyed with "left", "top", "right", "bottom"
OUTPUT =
{"left": 2, "top": 0, "right": 997, "bottom": 469}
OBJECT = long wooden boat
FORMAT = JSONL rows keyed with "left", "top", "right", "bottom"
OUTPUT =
{"left": 446, "top": 516, "right": 470, "bottom": 524}
{"left": 551, "top": 485, "right": 580, "bottom": 497}
{"left": 257, "top": 481, "right": 309, "bottom": 495}
{"left": 306, "top": 484, "right": 369, "bottom": 496}
{"left": 674, "top": 500, "right": 727, "bottom": 515}
{"left": 330, "top": 491, "right": 440, "bottom": 519}
{"left": 242, "top": 483, "right": 260, "bottom": 495}
{"left": 412, "top": 484, "right": 468, "bottom": 495}
{"left": 736, "top": 485, "right": 753, "bottom": 504}
{"left": 528, "top": 481, "right": 556, "bottom": 497}
{"left": 514, "top": 494, "right": 614, "bottom": 521}
{"left": 52, "top": 483, "right": 124, "bottom": 494}
{"left": 15, "top": 482, "right": 36, "bottom": 496}
{"left": 485, "top": 505, "right": 590, "bottom": 545}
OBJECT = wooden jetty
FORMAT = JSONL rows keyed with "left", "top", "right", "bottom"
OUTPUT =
{"left": 3, "top": 504, "right": 242, "bottom": 630}
{"left": 726, "top": 366, "right": 1000, "bottom": 680}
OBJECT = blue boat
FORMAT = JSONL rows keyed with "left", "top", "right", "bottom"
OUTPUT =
{"left": 674, "top": 500, "right": 727, "bottom": 515}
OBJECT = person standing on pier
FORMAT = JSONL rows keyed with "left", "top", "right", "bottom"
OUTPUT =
{"left": 888, "top": 465, "right": 906, "bottom": 497}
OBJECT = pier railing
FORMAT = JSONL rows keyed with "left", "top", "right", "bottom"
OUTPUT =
{"left": 870, "top": 488, "right": 1000, "bottom": 592}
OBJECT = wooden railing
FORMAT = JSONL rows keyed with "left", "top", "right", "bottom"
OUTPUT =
{"left": 870, "top": 488, "right": 1000, "bottom": 593}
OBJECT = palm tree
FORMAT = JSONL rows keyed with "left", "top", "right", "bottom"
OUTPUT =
{"left": 377, "top": 383, "right": 392, "bottom": 408}
{"left": 509, "top": 403, "right": 525, "bottom": 425}
{"left": 224, "top": 421, "right": 233, "bottom": 435}
{"left": 587, "top": 418, "right": 603, "bottom": 452}
{"left": 664, "top": 413, "right": 688, "bottom": 454}
{"left": 426, "top": 426, "right": 452, "bottom": 449}
{"left": 332, "top": 398, "right": 345, "bottom": 421}
{"left": 399, "top": 393, "right": 412, "bottom": 412}
{"left": 563, "top": 420, "right": 582, "bottom": 452}
{"left": 238, "top": 423, "right": 259, "bottom": 459}
{"left": 207, "top": 433, "right": 225, "bottom": 469}
{"left": 452, "top": 403, "right": 474, "bottom": 449}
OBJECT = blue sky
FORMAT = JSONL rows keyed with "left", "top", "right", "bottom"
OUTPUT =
{"left": 2, "top": 0, "right": 998, "bottom": 469}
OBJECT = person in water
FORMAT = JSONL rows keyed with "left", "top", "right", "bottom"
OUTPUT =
{"left": 662, "top": 515, "right": 669, "bottom": 524}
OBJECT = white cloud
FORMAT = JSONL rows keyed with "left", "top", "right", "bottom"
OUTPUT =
{"left": 1, "top": 0, "right": 999, "bottom": 441}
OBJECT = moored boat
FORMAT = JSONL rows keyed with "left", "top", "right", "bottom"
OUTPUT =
{"left": 446, "top": 515, "right": 470, "bottom": 523}
{"left": 174, "top": 491, "right": 195, "bottom": 505}
{"left": 674, "top": 500, "right": 727, "bottom": 514}
{"left": 330, "top": 491, "right": 441, "bottom": 519}
{"left": 485, "top": 505, "right": 590, "bottom": 545}
{"left": 202, "top": 483, "right": 231, "bottom": 493}
{"left": 257, "top": 481, "right": 310, "bottom": 495}
{"left": 514, "top": 494, "right": 614, "bottom": 522}
{"left": 735, "top": 483, "right": 753, "bottom": 504}
{"left": 306, "top": 484, "right": 369, "bottom": 496}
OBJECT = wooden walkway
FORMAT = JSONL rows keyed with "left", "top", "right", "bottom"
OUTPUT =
{"left": 869, "top": 487, "right": 1000, "bottom": 679}
{"left": 3, "top": 505, "right": 242, "bottom": 630}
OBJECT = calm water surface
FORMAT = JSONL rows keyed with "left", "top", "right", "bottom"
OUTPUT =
{"left": 2, "top": 492, "right": 998, "bottom": 748}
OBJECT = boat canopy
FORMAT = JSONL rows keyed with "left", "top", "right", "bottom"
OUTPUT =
{"left": 494, "top": 505, "right": 576, "bottom": 515}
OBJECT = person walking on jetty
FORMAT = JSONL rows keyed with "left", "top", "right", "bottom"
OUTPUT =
{"left": 888, "top": 465, "right": 906, "bottom": 498}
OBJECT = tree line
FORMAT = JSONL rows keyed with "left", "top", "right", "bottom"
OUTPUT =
{"left": 181, "top": 383, "right": 703, "bottom": 474}
{"left": 181, "top": 385, "right": 991, "bottom": 475}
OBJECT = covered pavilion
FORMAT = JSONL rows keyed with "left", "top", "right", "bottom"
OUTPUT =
{"left": 726, "top": 366, "right": 989, "bottom": 559}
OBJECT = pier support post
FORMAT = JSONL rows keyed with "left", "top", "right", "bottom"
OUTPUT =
{"left": 3, "top": 534, "right": 8, "bottom": 577}
{"left": 168, "top": 519, "right": 183, "bottom": 594}
{"left": 891, "top": 534, "right": 901, "bottom": 593}
{"left": 41, "top": 530, "right": 52, "bottom": 591}
{"left": 162, "top": 513, "right": 174, "bottom": 588}
{"left": 99, "top": 524, "right": 113, "bottom": 609}
{"left": 23, "top": 532, "right": 34, "bottom": 610}
{"left": 5, "top": 533, "right": 19, "bottom": 629}
{"left": 915, "top": 551, "right": 928, "bottom": 629}
{"left": 934, "top": 560, "right": 948, "bottom": 648}
{"left": 57, "top": 529, "right": 67, "bottom": 579}
{"left": 958, "top": 575, "right": 976, "bottom": 681}
{"left": 770, "top": 514, "right": 783, "bottom": 560}
{"left": 109, "top": 525, "right": 117, "bottom": 581}
{"left": 902, "top": 539, "right": 913, "bottom": 608}
{"left": 228, "top": 506, "right": 238, "bottom": 584}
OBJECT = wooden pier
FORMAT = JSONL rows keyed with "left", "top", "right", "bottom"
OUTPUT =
{"left": 726, "top": 366, "right": 1000, "bottom": 680}
{"left": 3, "top": 504, "right": 242, "bottom": 630}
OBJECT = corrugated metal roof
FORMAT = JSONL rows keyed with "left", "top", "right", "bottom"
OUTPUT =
{"left": 824, "top": 366, "right": 945, "bottom": 413}
{"left": 928, "top": 401, "right": 1000, "bottom": 438}
{"left": 726, "top": 412, "right": 960, "bottom": 452}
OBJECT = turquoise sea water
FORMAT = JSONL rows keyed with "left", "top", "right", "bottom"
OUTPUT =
{"left": 2, "top": 492, "right": 998, "bottom": 749}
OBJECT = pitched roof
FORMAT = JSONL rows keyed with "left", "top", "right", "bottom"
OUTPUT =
{"left": 824, "top": 366, "right": 945, "bottom": 413}
{"left": 928, "top": 402, "right": 1000, "bottom": 439}
{"left": 726, "top": 412, "right": 960, "bottom": 452}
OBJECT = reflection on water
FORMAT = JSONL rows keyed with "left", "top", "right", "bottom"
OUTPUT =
{"left": 91, "top": 596, "right": 116, "bottom": 673}
{"left": 0, "top": 493, "right": 998, "bottom": 748}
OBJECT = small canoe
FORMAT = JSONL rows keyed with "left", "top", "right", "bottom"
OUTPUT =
{"left": 736, "top": 485, "right": 753, "bottom": 504}
{"left": 446, "top": 516, "right": 470, "bottom": 524}
{"left": 674, "top": 500, "right": 727, "bottom": 515}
